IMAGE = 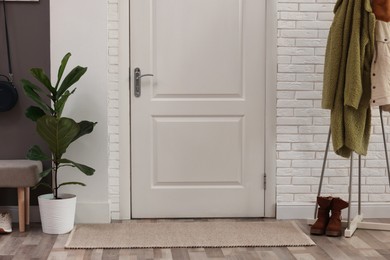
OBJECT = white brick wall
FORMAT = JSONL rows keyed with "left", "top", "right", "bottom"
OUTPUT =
{"left": 107, "top": 0, "right": 120, "bottom": 220}
{"left": 277, "top": 0, "right": 390, "bottom": 207}
{"left": 106, "top": 0, "right": 390, "bottom": 220}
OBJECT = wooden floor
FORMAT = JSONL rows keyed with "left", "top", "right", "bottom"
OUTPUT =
{"left": 2, "top": 219, "right": 390, "bottom": 259}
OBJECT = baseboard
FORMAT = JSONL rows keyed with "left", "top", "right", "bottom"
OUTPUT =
{"left": 0, "top": 206, "right": 41, "bottom": 223}
{"left": 0, "top": 201, "right": 111, "bottom": 224}
{"left": 277, "top": 202, "right": 390, "bottom": 219}
{"left": 75, "top": 202, "right": 111, "bottom": 223}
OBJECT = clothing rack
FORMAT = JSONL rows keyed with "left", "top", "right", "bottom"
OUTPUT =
{"left": 308, "top": 107, "right": 390, "bottom": 237}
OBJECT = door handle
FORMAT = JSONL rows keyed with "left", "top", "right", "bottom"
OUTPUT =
{"left": 134, "top": 67, "right": 153, "bottom": 97}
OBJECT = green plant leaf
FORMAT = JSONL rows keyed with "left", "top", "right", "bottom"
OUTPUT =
{"left": 71, "top": 121, "right": 97, "bottom": 143}
{"left": 58, "top": 182, "right": 86, "bottom": 188}
{"left": 36, "top": 116, "right": 80, "bottom": 158}
{"left": 22, "top": 78, "right": 41, "bottom": 92}
{"left": 22, "top": 80, "right": 51, "bottom": 114}
{"left": 54, "top": 89, "right": 75, "bottom": 117}
{"left": 26, "top": 145, "right": 50, "bottom": 160}
{"left": 59, "top": 158, "right": 95, "bottom": 176}
{"left": 55, "top": 52, "right": 71, "bottom": 90}
{"left": 25, "top": 106, "right": 46, "bottom": 121}
{"left": 56, "top": 66, "right": 87, "bottom": 99}
{"left": 39, "top": 168, "right": 53, "bottom": 178}
{"left": 30, "top": 68, "right": 55, "bottom": 95}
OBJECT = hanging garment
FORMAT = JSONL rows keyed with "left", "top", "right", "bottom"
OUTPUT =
{"left": 322, "top": 0, "right": 375, "bottom": 158}
{"left": 371, "top": 20, "right": 390, "bottom": 112}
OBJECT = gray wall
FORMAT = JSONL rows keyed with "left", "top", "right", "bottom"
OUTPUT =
{"left": 0, "top": 0, "right": 50, "bottom": 205}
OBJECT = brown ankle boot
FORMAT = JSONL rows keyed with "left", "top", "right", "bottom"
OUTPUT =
{"left": 326, "top": 197, "right": 349, "bottom": 237}
{"left": 310, "top": 196, "right": 333, "bottom": 235}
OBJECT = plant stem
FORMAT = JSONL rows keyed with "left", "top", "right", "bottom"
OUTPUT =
{"left": 54, "top": 159, "right": 59, "bottom": 199}
{"left": 53, "top": 96, "right": 58, "bottom": 199}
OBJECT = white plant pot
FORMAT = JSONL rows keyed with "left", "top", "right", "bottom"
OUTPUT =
{"left": 38, "top": 193, "right": 76, "bottom": 234}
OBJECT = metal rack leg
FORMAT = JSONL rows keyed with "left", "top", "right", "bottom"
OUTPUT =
{"left": 347, "top": 153, "right": 353, "bottom": 229}
{"left": 358, "top": 155, "right": 361, "bottom": 215}
{"left": 314, "top": 127, "right": 332, "bottom": 219}
{"left": 380, "top": 107, "right": 390, "bottom": 187}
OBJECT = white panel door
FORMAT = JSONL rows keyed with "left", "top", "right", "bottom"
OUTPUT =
{"left": 130, "top": 0, "right": 266, "bottom": 218}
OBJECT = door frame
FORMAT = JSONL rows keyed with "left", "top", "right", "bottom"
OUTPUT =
{"left": 118, "top": 0, "right": 277, "bottom": 219}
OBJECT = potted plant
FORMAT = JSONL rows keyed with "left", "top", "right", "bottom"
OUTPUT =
{"left": 22, "top": 53, "right": 97, "bottom": 234}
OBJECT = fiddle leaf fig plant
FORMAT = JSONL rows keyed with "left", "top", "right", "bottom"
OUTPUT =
{"left": 23, "top": 53, "right": 97, "bottom": 199}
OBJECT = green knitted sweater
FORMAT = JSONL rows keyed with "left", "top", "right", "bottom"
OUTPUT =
{"left": 322, "top": 0, "right": 375, "bottom": 158}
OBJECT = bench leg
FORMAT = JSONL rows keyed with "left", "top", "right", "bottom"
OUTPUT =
{"left": 17, "top": 187, "right": 25, "bottom": 232}
{"left": 25, "top": 187, "right": 30, "bottom": 226}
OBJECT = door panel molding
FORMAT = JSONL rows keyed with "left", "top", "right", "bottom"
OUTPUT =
{"left": 151, "top": 0, "right": 244, "bottom": 98}
{"left": 152, "top": 116, "right": 244, "bottom": 186}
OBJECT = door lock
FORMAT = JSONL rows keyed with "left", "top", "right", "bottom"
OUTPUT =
{"left": 134, "top": 67, "right": 153, "bottom": 97}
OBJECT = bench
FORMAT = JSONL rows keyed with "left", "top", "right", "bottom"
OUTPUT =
{"left": 0, "top": 160, "right": 42, "bottom": 232}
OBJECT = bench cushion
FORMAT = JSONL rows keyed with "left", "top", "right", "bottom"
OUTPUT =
{"left": 0, "top": 160, "right": 42, "bottom": 187}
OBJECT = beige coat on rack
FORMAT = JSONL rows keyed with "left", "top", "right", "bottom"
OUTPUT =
{"left": 371, "top": 0, "right": 390, "bottom": 111}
